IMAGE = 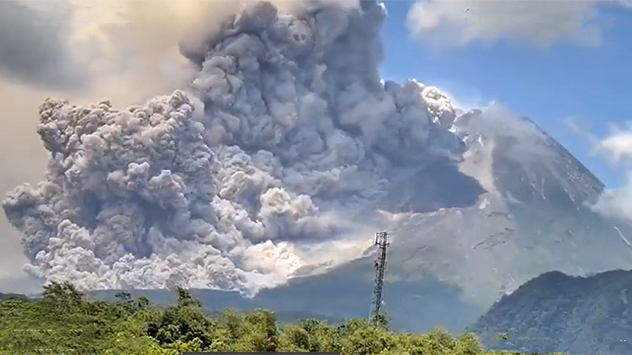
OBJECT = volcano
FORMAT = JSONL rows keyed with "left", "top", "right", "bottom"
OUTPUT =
{"left": 88, "top": 105, "right": 632, "bottom": 332}
{"left": 4, "top": 0, "right": 632, "bottom": 333}
{"left": 244, "top": 108, "right": 632, "bottom": 332}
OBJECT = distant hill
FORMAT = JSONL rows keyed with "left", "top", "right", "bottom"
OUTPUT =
{"left": 2, "top": 287, "right": 346, "bottom": 325}
{"left": 468, "top": 269, "right": 632, "bottom": 354}
{"left": 0, "top": 292, "right": 29, "bottom": 302}
{"left": 88, "top": 289, "right": 346, "bottom": 325}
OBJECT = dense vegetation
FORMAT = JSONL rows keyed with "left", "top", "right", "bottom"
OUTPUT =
{"left": 469, "top": 270, "right": 632, "bottom": 354}
{"left": 0, "top": 282, "right": 563, "bottom": 354}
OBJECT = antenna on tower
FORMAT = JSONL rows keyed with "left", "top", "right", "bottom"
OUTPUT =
{"left": 369, "top": 231, "right": 389, "bottom": 325}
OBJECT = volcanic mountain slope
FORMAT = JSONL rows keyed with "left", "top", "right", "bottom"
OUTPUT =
{"left": 89, "top": 107, "right": 632, "bottom": 333}
{"left": 251, "top": 108, "right": 632, "bottom": 329}
{"left": 261, "top": 109, "right": 632, "bottom": 332}
{"left": 384, "top": 106, "right": 632, "bottom": 300}
{"left": 380, "top": 107, "right": 632, "bottom": 330}
{"left": 468, "top": 270, "right": 632, "bottom": 354}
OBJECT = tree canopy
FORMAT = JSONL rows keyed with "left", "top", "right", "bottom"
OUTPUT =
{"left": 0, "top": 282, "right": 564, "bottom": 355}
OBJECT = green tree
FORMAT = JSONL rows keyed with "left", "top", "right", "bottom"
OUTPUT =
{"left": 0, "top": 281, "right": 567, "bottom": 355}
{"left": 146, "top": 288, "right": 214, "bottom": 350}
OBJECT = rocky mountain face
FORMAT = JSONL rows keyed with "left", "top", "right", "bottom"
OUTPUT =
{"left": 89, "top": 108, "right": 632, "bottom": 333}
{"left": 411, "top": 107, "right": 632, "bottom": 298}
{"left": 468, "top": 270, "right": 632, "bottom": 354}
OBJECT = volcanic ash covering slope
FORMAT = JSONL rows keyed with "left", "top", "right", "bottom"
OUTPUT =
{"left": 2, "top": 1, "right": 464, "bottom": 294}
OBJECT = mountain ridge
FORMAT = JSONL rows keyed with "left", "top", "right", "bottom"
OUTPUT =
{"left": 468, "top": 269, "right": 632, "bottom": 354}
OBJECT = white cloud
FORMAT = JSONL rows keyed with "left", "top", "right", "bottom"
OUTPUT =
{"left": 568, "top": 119, "right": 632, "bottom": 165}
{"left": 591, "top": 172, "right": 632, "bottom": 221}
{"left": 598, "top": 123, "right": 632, "bottom": 163}
{"left": 406, "top": 0, "right": 627, "bottom": 48}
{"left": 573, "top": 121, "right": 632, "bottom": 221}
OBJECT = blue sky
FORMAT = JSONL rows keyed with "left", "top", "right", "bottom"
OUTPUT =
{"left": 377, "top": 0, "right": 632, "bottom": 188}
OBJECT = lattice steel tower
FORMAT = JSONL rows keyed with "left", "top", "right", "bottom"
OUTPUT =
{"left": 369, "top": 231, "right": 390, "bottom": 324}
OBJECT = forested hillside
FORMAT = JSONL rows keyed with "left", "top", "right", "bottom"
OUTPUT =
{"left": 469, "top": 270, "right": 632, "bottom": 354}
{"left": 0, "top": 282, "right": 563, "bottom": 354}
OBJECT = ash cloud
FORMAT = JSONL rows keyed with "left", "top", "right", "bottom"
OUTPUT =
{"left": 3, "top": 0, "right": 464, "bottom": 294}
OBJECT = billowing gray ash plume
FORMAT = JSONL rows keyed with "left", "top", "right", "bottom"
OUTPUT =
{"left": 3, "top": 0, "right": 464, "bottom": 294}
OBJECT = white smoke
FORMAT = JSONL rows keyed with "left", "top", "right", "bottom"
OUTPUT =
{"left": 3, "top": 0, "right": 464, "bottom": 294}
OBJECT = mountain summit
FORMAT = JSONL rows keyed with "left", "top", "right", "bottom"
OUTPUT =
{"left": 376, "top": 106, "right": 632, "bottom": 329}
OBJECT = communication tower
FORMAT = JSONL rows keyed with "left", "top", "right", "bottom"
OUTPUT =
{"left": 369, "top": 231, "right": 389, "bottom": 324}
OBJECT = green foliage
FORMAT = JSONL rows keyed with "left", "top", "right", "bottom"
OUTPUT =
{"left": 146, "top": 288, "right": 214, "bottom": 349}
{"left": 0, "top": 282, "right": 565, "bottom": 354}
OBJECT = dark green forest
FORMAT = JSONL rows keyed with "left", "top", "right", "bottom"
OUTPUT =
{"left": 0, "top": 282, "right": 563, "bottom": 354}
